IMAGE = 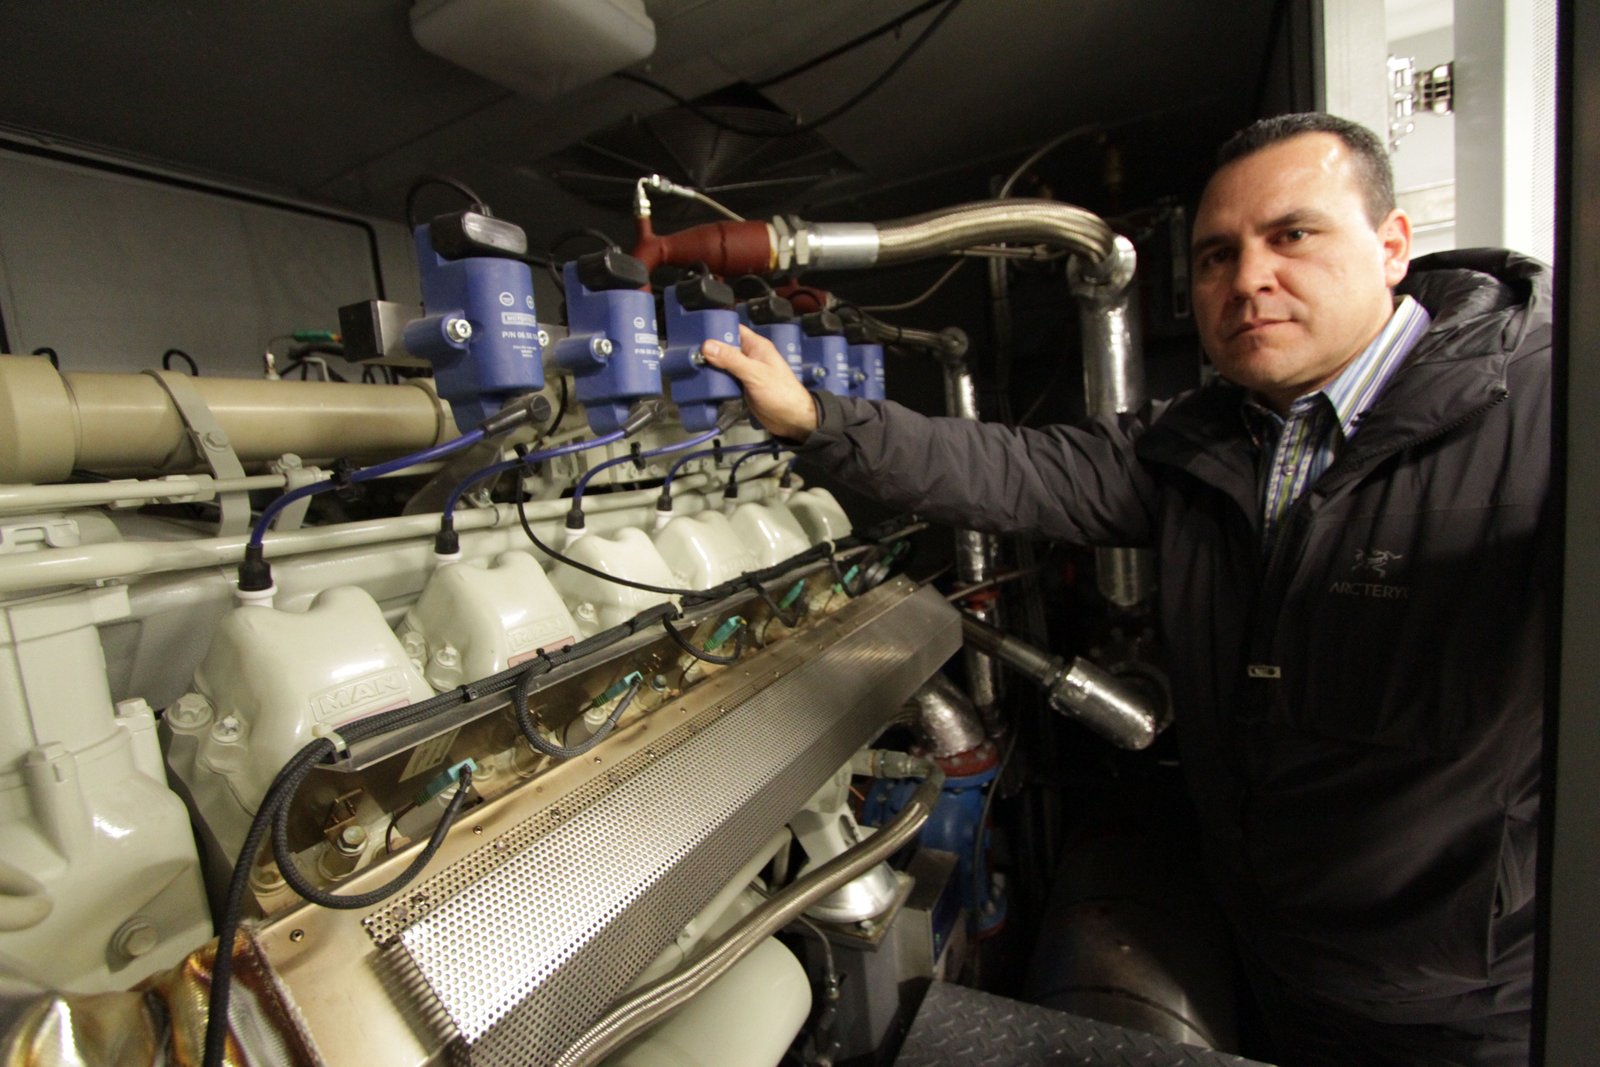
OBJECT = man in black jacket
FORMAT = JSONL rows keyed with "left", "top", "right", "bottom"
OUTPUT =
{"left": 702, "top": 113, "right": 1551, "bottom": 1067}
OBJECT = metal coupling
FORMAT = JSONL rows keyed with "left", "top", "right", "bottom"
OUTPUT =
{"left": 1070, "top": 234, "right": 1138, "bottom": 298}
{"left": 960, "top": 615, "right": 1157, "bottom": 750}
{"left": 771, "top": 216, "right": 881, "bottom": 271}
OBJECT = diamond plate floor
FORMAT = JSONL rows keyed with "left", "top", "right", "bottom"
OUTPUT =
{"left": 895, "top": 982, "right": 1276, "bottom": 1067}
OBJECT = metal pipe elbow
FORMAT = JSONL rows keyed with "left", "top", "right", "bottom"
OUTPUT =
{"left": 872, "top": 199, "right": 1122, "bottom": 279}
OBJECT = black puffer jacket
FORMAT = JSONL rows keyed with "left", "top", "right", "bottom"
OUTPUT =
{"left": 800, "top": 250, "right": 1552, "bottom": 1019}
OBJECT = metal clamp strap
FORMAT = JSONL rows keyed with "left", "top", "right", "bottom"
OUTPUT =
{"left": 140, "top": 370, "right": 251, "bottom": 535}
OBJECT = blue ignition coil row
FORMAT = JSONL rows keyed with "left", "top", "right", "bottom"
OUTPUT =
{"left": 799, "top": 311, "right": 854, "bottom": 395}
{"left": 405, "top": 212, "right": 881, "bottom": 436}
{"left": 553, "top": 250, "right": 661, "bottom": 435}
{"left": 404, "top": 211, "right": 546, "bottom": 432}
{"left": 660, "top": 276, "right": 743, "bottom": 431}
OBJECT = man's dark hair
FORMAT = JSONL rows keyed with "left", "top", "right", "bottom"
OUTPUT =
{"left": 1215, "top": 112, "right": 1396, "bottom": 227}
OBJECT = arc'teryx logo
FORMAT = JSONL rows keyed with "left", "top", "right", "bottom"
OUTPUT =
{"left": 1353, "top": 548, "right": 1403, "bottom": 578}
{"left": 1329, "top": 547, "right": 1409, "bottom": 599}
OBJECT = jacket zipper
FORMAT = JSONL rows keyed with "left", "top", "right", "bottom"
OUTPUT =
{"left": 1233, "top": 386, "right": 1510, "bottom": 882}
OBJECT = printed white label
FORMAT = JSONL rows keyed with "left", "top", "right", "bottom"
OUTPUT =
{"left": 634, "top": 332, "right": 659, "bottom": 345}
{"left": 502, "top": 312, "right": 538, "bottom": 327}
{"left": 400, "top": 728, "right": 461, "bottom": 781}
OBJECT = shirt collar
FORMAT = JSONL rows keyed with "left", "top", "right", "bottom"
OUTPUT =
{"left": 1239, "top": 295, "right": 1433, "bottom": 438}
{"left": 1320, "top": 295, "right": 1432, "bottom": 437}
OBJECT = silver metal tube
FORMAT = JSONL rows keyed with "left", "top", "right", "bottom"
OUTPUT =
{"left": 1070, "top": 235, "right": 1154, "bottom": 608}
{"left": 553, "top": 761, "right": 945, "bottom": 1067}
{"left": 795, "top": 222, "right": 880, "bottom": 269}
{"left": 910, "top": 675, "right": 987, "bottom": 757}
{"left": 942, "top": 358, "right": 1003, "bottom": 723}
{"left": 961, "top": 616, "right": 1156, "bottom": 750}
{"left": 1054, "top": 656, "right": 1158, "bottom": 751}
{"left": 1073, "top": 237, "right": 1145, "bottom": 417}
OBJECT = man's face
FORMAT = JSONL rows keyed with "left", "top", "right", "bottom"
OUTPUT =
{"left": 1191, "top": 132, "right": 1412, "bottom": 413}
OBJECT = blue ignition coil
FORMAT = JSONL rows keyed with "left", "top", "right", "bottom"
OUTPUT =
{"left": 404, "top": 211, "right": 545, "bottom": 432}
{"left": 799, "top": 311, "right": 853, "bottom": 395}
{"left": 553, "top": 249, "right": 662, "bottom": 434}
{"left": 737, "top": 294, "right": 805, "bottom": 383}
{"left": 660, "top": 276, "right": 742, "bottom": 431}
{"left": 844, "top": 322, "right": 887, "bottom": 401}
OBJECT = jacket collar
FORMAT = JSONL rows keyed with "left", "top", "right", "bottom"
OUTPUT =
{"left": 1135, "top": 250, "right": 1548, "bottom": 501}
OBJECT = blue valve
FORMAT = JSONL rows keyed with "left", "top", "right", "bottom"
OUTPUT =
{"left": 737, "top": 295, "right": 805, "bottom": 383}
{"left": 661, "top": 276, "right": 742, "bottom": 431}
{"left": 799, "top": 311, "right": 853, "bottom": 395}
{"left": 553, "top": 250, "right": 662, "bottom": 435}
{"left": 403, "top": 213, "right": 545, "bottom": 432}
{"left": 844, "top": 323, "right": 887, "bottom": 401}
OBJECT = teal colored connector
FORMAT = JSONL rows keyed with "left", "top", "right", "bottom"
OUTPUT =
{"left": 415, "top": 758, "right": 478, "bottom": 806}
{"left": 779, "top": 580, "right": 806, "bottom": 611}
{"left": 292, "top": 329, "right": 340, "bottom": 343}
{"left": 835, "top": 564, "right": 862, "bottom": 592}
{"left": 587, "top": 671, "right": 644, "bottom": 710}
{"left": 707, "top": 616, "right": 746, "bottom": 650}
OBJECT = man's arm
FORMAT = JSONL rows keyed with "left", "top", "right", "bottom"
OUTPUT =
{"left": 701, "top": 328, "right": 1157, "bottom": 546}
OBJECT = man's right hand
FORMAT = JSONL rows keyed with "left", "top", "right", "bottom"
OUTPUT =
{"left": 700, "top": 325, "right": 820, "bottom": 442}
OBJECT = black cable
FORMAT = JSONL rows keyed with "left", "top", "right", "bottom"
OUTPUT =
{"left": 203, "top": 595, "right": 694, "bottom": 1064}
{"left": 200, "top": 515, "right": 915, "bottom": 1065}
{"left": 512, "top": 670, "right": 643, "bottom": 759}
{"left": 31, "top": 347, "right": 58, "bottom": 368}
{"left": 969, "top": 729, "right": 1018, "bottom": 937}
{"left": 756, "top": 582, "right": 804, "bottom": 628}
{"left": 162, "top": 348, "right": 199, "bottom": 375}
{"left": 545, "top": 377, "right": 571, "bottom": 442}
{"left": 612, "top": 0, "right": 963, "bottom": 139}
{"left": 272, "top": 765, "right": 475, "bottom": 911}
{"left": 516, "top": 492, "right": 712, "bottom": 599}
{"left": 751, "top": 0, "right": 949, "bottom": 88}
{"left": 385, "top": 802, "right": 416, "bottom": 854}
{"left": 662, "top": 615, "right": 744, "bottom": 665}
{"left": 550, "top": 228, "right": 622, "bottom": 258}
{"left": 405, "top": 174, "right": 489, "bottom": 229}
{"left": 203, "top": 738, "right": 336, "bottom": 1067}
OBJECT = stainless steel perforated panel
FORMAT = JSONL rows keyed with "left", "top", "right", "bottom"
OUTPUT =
{"left": 371, "top": 581, "right": 958, "bottom": 1066}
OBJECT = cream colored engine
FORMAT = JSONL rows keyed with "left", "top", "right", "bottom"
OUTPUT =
{"left": 0, "top": 363, "right": 942, "bottom": 1067}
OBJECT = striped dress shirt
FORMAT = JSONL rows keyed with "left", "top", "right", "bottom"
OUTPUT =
{"left": 1244, "top": 295, "right": 1433, "bottom": 548}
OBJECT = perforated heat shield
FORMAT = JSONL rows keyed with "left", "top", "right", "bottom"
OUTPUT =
{"left": 367, "top": 579, "right": 959, "bottom": 1066}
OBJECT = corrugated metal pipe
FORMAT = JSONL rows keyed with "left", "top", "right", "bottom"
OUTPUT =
{"left": 960, "top": 616, "right": 1158, "bottom": 750}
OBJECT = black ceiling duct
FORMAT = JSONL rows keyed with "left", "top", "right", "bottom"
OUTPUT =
{"left": 537, "top": 84, "right": 861, "bottom": 224}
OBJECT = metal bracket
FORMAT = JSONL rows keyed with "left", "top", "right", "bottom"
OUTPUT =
{"left": 140, "top": 370, "right": 251, "bottom": 535}
{"left": 1388, "top": 56, "right": 1454, "bottom": 150}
